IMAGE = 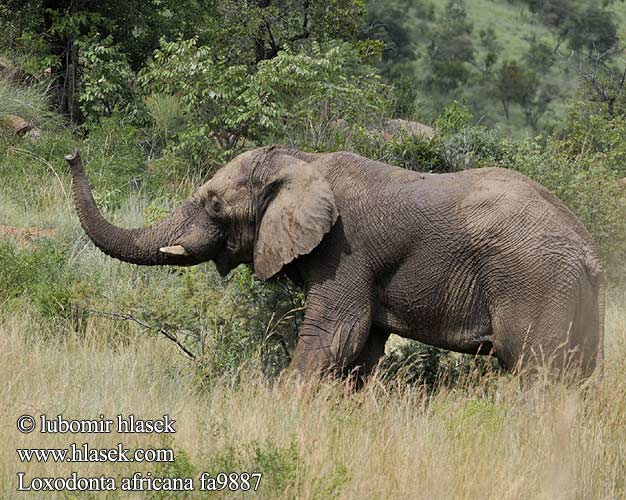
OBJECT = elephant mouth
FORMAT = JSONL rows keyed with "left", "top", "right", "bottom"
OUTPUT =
{"left": 213, "top": 249, "right": 233, "bottom": 277}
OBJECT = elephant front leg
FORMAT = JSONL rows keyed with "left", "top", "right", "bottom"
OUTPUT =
{"left": 289, "top": 292, "right": 373, "bottom": 376}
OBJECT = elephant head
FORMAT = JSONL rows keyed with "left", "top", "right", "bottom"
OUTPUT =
{"left": 66, "top": 147, "right": 338, "bottom": 279}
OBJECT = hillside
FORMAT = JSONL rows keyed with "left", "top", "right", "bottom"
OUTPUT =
{"left": 369, "top": 0, "right": 626, "bottom": 136}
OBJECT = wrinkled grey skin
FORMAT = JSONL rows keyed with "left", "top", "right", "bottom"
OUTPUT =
{"left": 67, "top": 146, "right": 605, "bottom": 377}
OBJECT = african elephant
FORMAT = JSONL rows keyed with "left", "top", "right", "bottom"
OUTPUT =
{"left": 66, "top": 146, "right": 605, "bottom": 377}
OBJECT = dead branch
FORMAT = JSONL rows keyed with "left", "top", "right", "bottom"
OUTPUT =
{"left": 86, "top": 308, "right": 196, "bottom": 361}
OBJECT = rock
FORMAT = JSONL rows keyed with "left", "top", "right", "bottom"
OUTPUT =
{"left": 329, "top": 118, "right": 436, "bottom": 142}
{"left": 0, "top": 114, "right": 37, "bottom": 137}
{"left": 380, "top": 118, "right": 435, "bottom": 140}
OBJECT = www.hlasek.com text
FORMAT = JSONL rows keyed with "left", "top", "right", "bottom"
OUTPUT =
{"left": 17, "top": 443, "right": 174, "bottom": 463}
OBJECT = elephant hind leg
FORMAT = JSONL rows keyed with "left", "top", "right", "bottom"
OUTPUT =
{"left": 491, "top": 293, "right": 599, "bottom": 378}
{"left": 567, "top": 273, "right": 603, "bottom": 377}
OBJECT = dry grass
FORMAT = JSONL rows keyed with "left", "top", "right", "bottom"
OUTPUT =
{"left": 1, "top": 297, "right": 625, "bottom": 500}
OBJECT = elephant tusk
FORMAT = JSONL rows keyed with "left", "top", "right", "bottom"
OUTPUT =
{"left": 159, "top": 245, "right": 189, "bottom": 256}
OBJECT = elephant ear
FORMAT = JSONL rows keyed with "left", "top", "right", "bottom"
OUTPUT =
{"left": 254, "top": 154, "right": 338, "bottom": 280}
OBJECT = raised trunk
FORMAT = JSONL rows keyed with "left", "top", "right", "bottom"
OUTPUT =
{"left": 66, "top": 150, "right": 192, "bottom": 265}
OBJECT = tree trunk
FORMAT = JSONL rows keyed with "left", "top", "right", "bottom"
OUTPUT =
{"left": 501, "top": 99, "right": 510, "bottom": 120}
{"left": 43, "top": 0, "right": 81, "bottom": 122}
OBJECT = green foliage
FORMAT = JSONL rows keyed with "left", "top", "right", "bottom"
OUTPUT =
{"left": 78, "top": 35, "right": 135, "bottom": 121}
{"left": 139, "top": 37, "right": 254, "bottom": 155}
{"left": 139, "top": 38, "right": 390, "bottom": 164}
{"left": 494, "top": 59, "right": 538, "bottom": 119}
{"left": 143, "top": 93, "right": 188, "bottom": 150}
{"left": 426, "top": 0, "right": 475, "bottom": 91}
{"left": 150, "top": 449, "right": 197, "bottom": 500}
{"left": 74, "top": 263, "right": 301, "bottom": 383}
{"left": 432, "top": 100, "right": 472, "bottom": 134}
{"left": 0, "top": 241, "right": 77, "bottom": 318}
{"left": 252, "top": 42, "right": 390, "bottom": 148}
{"left": 203, "top": 438, "right": 350, "bottom": 499}
{"left": 522, "top": 34, "right": 554, "bottom": 74}
{"left": 216, "top": 0, "right": 366, "bottom": 65}
{"left": 0, "top": 0, "right": 217, "bottom": 69}
{"left": 523, "top": 0, "right": 575, "bottom": 27}
{"left": 562, "top": 5, "right": 619, "bottom": 56}
{"left": 79, "top": 116, "right": 146, "bottom": 207}
{"left": 478, "top": 26, "right": 502, "bottom": 74}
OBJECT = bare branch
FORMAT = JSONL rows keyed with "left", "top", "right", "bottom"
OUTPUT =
{"left": 86, "top": 308, "right": 197, "bottom": 361}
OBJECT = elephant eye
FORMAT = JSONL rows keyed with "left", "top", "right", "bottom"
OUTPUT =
{"left": 210, "top": 198, "right": 221, "bottom": 213}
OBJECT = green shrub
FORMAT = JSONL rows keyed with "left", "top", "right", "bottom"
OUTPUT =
{"left": 149, "top": 448, "right": 197, "bottom": 500}
{"left": 78, "top": 35, "right": 136, "bottom": 123}
{"left": 80, "top": 115, "right": 146, "bottom": 208}
{"left": 0, "top": 240, "right": 77, "bottom": 318}
{"left": 202, "top": 438, "right": 349, "bottom": 499}
{"left": 77, "top": 263, "right": 301, "bottom": 383}
{"left": 144, "top": 93, "right": 188, "bottom": 150}
{"left": 138, "top": 38, "right": 390, "bottom": 168}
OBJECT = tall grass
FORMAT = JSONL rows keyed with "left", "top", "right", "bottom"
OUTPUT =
{"left": 1, "top": 297, "right": 624, "bottom": 499}
{"left": 0, "top": 79, "right": 57, "bottom": 127}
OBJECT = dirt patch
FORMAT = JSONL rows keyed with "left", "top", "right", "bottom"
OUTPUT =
{"left": 0, "top": 225, "right": 55, "bottom": 247}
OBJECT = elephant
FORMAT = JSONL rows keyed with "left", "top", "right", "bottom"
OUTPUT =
{"left": 65, "top": 146, "right": 605, "bottom": 378}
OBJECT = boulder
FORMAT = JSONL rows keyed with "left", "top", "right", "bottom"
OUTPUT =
{"left": 0, "top": 114, "right": 34, "bottom": 136}
{"left": 380, "top": 118, "right": 435, "bottom": 140}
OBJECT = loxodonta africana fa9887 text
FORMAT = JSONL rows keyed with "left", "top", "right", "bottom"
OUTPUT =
{"left": 66, "top": 146, "right": 605, "bottom": 378}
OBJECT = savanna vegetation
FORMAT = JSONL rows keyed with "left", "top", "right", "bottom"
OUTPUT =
{"left": 1, "top": 0, "right": 625, "bottom": 498}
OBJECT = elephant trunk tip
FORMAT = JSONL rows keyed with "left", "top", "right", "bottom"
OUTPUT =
{"left": 64, "top": 149, "right": 82, "bottom": 171}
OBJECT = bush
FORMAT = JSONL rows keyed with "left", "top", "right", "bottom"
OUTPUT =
{"left": 79, "top": 115, "right": 147, "bottom": 208}
{"left": 138, "top": 38, "right": 390, "bottom": 168}
{"left": 75, "top": 263, "right": 301, "bottom": 383}
{"left": 78, "top": 35, "right": 136, "bottom": 123}
{"left": 0, "top": 240, "right": 77, "bottom": 318}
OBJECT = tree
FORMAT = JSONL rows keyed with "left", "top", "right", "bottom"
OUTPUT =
{"left": 523, "top": 0, "right": 576, "bottom": 27}
{"left": 561, "top": 6, "right": 618, "bottom": 58}
{"left": 523, "top": 34, "right": 553, "bottom": 74}
{"left": 0, "top": 0, "right": 216, "bottom": 121}
{"left": 216, "top": 0, "right": 366, "bottom": 65}
{"left": 494, "top": 60, "right": 538, "bottom": 120}
{"left": 478, "top": 26, "right": 502, "bottom": 75}
{"left": 139, "top": 39, "right": 389, "bottom": 154}
{"left": 426, "top": 0, "right": 475, "bottom": 91}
